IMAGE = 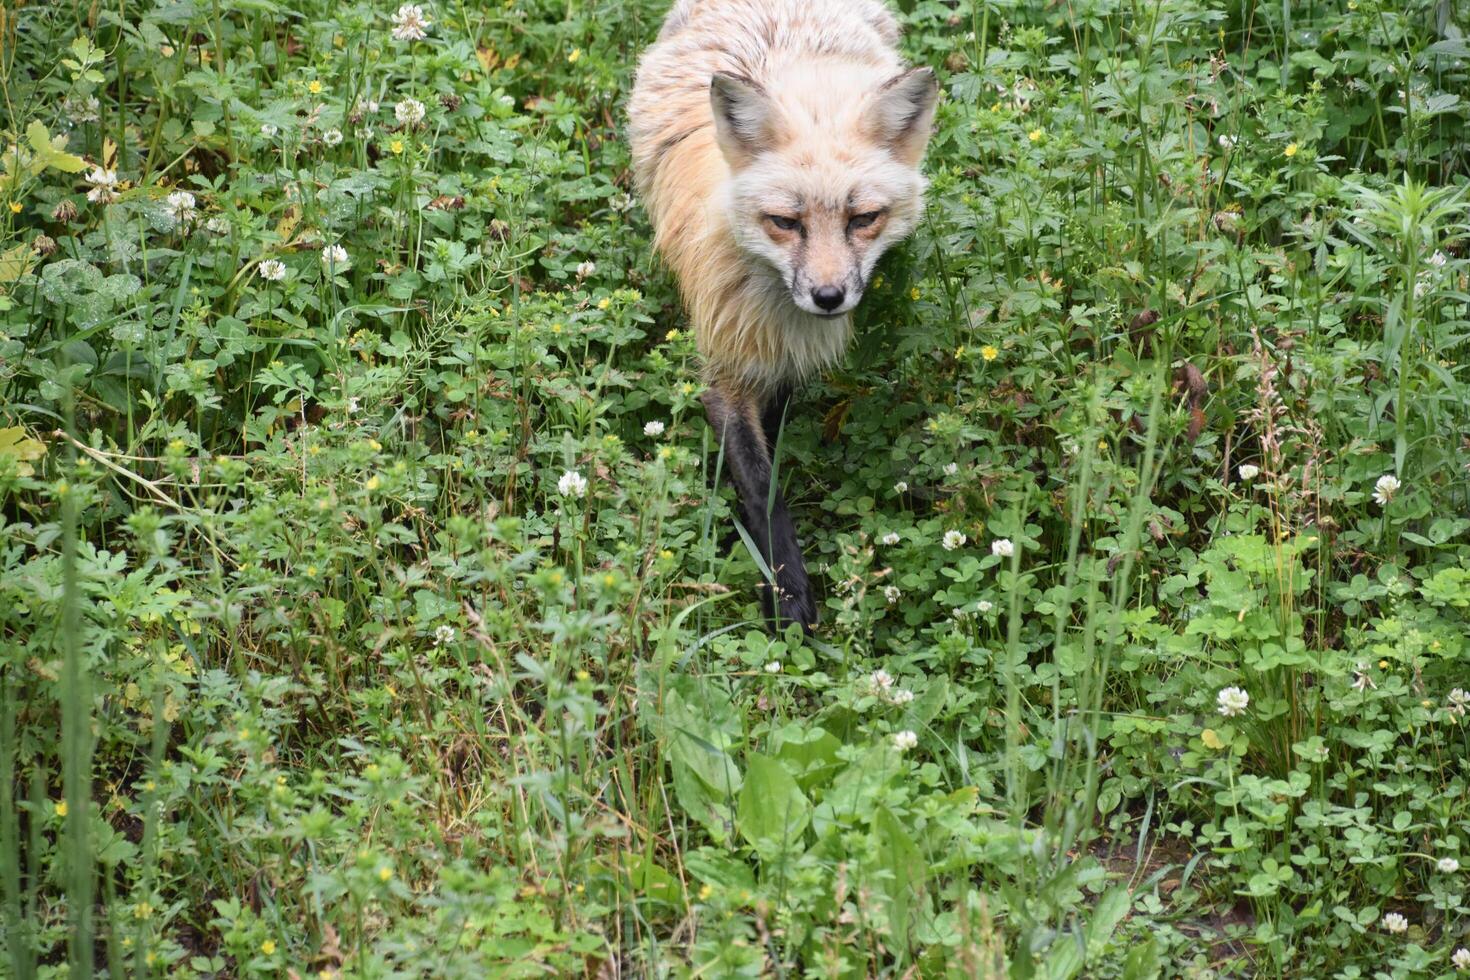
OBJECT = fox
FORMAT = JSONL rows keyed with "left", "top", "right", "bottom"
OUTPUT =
{"left": 629, "top": 0, "right": 939, "bottom": 632}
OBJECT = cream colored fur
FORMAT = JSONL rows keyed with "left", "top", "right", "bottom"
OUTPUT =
{"left": 629, "top": 0, "right": 936, "bottom": 396}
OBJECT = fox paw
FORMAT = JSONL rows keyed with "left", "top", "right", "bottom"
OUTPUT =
{"left": 771, "top": 582, "right": 818, "bottom": 635}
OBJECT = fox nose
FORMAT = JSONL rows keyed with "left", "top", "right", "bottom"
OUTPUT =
{"left": 811, "top": 285, "right": 845, "bottom": 312}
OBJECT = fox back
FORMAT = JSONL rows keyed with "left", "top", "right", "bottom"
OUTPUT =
{"left": 629, "top": 0, "right": 938, "bottom": 396}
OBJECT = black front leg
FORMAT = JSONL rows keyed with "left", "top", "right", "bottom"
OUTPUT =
{"left": 704, "top": 384, "right": 817, "bottom": 633}
{"left": 759, "top": 383, "right": 794, "bottom": 454}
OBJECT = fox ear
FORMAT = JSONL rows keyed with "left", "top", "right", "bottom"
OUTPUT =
{"left": 871, "top": 67, "right": 939, "bottom": 165}
{"left": 710, "top": 72, "right": 778, "bottom": 165}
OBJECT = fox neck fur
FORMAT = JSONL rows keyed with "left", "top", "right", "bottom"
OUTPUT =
{"left": 629, "top": 0, "right": 934, "bottom": 398}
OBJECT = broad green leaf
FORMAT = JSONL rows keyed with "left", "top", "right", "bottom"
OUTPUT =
{"left": 683, "top": 847, "right": 756, "bottom": 894}
{"left": 738, "top": 754, "right": 809, "bottom": 852}
{"left": 0, "top": 426, "right": 46, "bottom": 477}
{"left": 1085, "top": 886, "right": 1131, "bottom": 957}
{"left": 870, "top": 806, "right": 924, "bottom": 947}
{"left": 601, "top": 851, "right": 683, "bottom": 907}
{"left": 0, "top": 243, "right": 36, "bottom": 284}
{"left": 1121, "top": 935, "right": 1161, "bottom": 980}
{"left": 25, "top": 121, "right": 86, "bottom": 174}
{"left": 771, "top": 724, "right": 842, "bottom": 790}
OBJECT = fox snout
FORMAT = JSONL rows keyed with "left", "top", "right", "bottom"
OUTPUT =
{"left": 811, "top": 285, "right": 845, "bottom": 312}
{"left": 778, "top": 210, "right": 870, "bottom": 317}
{"left": 792, "top": 270, "right": 860, "bottom": 317}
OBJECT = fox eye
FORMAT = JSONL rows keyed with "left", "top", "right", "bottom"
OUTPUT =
{"left": 764, "top": 213, "right": 802, "bottom": 232}
{"left": 848, "top": 210, "right": 883, "bottom": 231}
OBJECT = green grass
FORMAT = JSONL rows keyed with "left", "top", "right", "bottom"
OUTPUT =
{"left": 2, "top": 0, "right": 1470, "bottom": 976}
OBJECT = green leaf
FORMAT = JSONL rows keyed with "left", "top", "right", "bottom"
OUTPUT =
{"left": 737, "top": 754, "right": 810, "bottom": 852}
{"left": 771, "top": 724, "right": 842, "bottom": 791}
{"left": 1085, "top": 886, "right": 1131, "bottom": 958}
{"left": 683, "top": 847, "right": 756, "bottom": 894}
{"left": 601, "top": 851, "right": 683, "bottom": 908}
{"left": 25, "top": 121, "right": 86, "bottom": 174}
{"left": 0, "top": 242, "right": 37, "bottom": 285}
{"left": 0, "top": 426, "right": 46, "bottom": 477}
{"left": 1120, "top": 935, "right": 1161, "bottom": 980}
{"left": 870, "top": 806, "right": 924, "bottom": 947}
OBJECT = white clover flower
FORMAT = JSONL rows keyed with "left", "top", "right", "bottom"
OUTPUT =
{"left": 1449, "top": 688, "right": 1469, "bottom": 718}
{"left": 991, "top": 538, "right": 1015, "bottom": 558}
{"left": 1216, "top": 686, "right": 1250, "bottom": 717}
{"left": 260, "top": 122, "right": 278, "bottom": 138}
{"left": 321, "top": 244, "right": 350, "bottom": 269}
{"left": 433, "top": 624, "right": 456, "bottom": 646}
{"left": 1352, "top": 663, "right": 1376, "bottom": 692}
{"left": 1380, "top": 912, "right": 1408, "bottom": 934}
{"left": 1237, "top": 464, "right": 1260, "bottom": 480}
{"left": 1414, "top": 274, "right": 1431, "bottom": 299}
{"left": 390, "top": 3, "right": 431, "bottom": 41}
{"left": 395, "top": 98, "right": 426, "bottom": 126}
{"left": 1427, "top": 250, "right": 1447, "bottom": 268}
{"left": 165, "top": 190, "right": 197, "bottom": 226}
{"left": 557, "top": 469, "right": 588, "bottom": 498}
{"left": 643, "top": 420, "right": 665, "bottom": 437}
{"left": 893, "top": 480, "right": 908, "bottom": 494}
{"left": 257, "top": 259, "right": 287, "bottom": 282}
{"left": 1373, "top": 473, "right": 1401, "bottom": 506}
{"left": 764, "top": 660, "right": 781, "bottom": 674}
{"left": 346, "top": 397, "right": 361, "bottom": 414}
{"left": 943, "top": 530, "right": 966, "bottom": 551}
{"left": 322, "top": 128, "right": 344, "bottom": 147}
{"left": 976, "top": 600, "right": 994, "bottom": 613}
{"left": 65, "top": 94, "right": 101, "bottom": 123}
{"left": 869, "top": 669, "right": 894, "bottom": 692}
{"left": 882, "top": 585, "right": 900, "bottom": 604}
{"left": 205, "top": 215, "right": 230, "bottom": 235}
{"left": 880, "top": 532, "right": 900, "bottom": 546}
{"left": 1218, "top": 134, "right": 1237, "bottom": 150}
{"left": 890, "top": 688, "right": 915, "bottom": 706}
{"left": 892, "top": 730, "right": 918, "bottom": 751}
{"left": 943, "top": 462, "right": 958, "bottom": 477}
{"left": 85, "top": 167, "right": 119, "bottom": 203}
{"left": 576, "top": 260, "right": 597, "bottom": 280}
{"left": 1438, "top": 856, "right": 1461, "bottom": 874}
{"left": 1061, "top": 439, "right": 1080, "bottom": 457}
{"left": 1453, "top": 947, "right": 1470, "bottom": 971}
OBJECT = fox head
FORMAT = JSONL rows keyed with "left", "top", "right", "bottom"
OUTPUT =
{"left": 709, "top": 65, "right": 939, "bottom": 319}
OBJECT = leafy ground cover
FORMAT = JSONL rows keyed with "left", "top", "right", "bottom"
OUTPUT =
{"left": 2, "top": 0, "right": 1469, "bottom": 976}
